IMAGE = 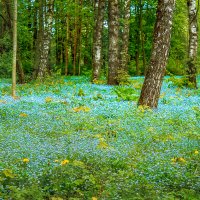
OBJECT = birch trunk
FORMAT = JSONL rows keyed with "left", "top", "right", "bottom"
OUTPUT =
{"left": 108, "top": 0, "right": 120, "bottom": 85}
{"left": 36, "top": 0, "right": 54, "bottom": 79}
{"left": 138, "top": 0, "right": 175, "bottom": 108}
{"left": 92, "top": 0, "right": 105, "bottom": 81}
{"left": 187, "top": 0, "right": 198, "bottom": 88}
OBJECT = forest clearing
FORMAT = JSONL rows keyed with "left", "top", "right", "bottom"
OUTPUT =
{"left": 0, "top": 76, "right": 200, "bottom": 199}
{"left": 0, "top": 0, "right": 200, "bottom": 199}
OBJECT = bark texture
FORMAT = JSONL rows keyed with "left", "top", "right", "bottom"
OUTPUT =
{"left": 108, "top": 0, "right": 120, "bottom": 85}
{"left": 138, "top": 0, "right": 175, "bottom": 108}
{"left": 65, "top": 15, "right": 70, "bottom": 75}
{"left": 12, "top": 0, "right": 17, "bottom": 97}
{"left": 120, "top": 0, "right": 131, "bottom": 72}
{"left": 35, "top": 0, "right": 54, "bottom": 79}
{"left": 92, "top": 0, "right": 105, "bottom": 81}
{"left": 187, "top": 0, "right": 198, "bottom": 88}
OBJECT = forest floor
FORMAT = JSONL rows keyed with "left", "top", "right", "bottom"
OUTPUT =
{"left": 0, "top": 76, "right": 200, "bottom": 200}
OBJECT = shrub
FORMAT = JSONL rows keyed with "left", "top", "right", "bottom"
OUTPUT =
{"left": 113, "top": 86, "right": 139, "bottom": 101}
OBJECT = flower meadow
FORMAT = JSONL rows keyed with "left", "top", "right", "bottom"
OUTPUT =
{"left": 0, "top": 76, "right": 200, "bottom": 200}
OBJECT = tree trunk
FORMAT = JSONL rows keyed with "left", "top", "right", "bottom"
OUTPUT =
{"left": 36, "top": 0, "right": 54, "bottom": 79}
{"left": 16, "top": 53, "right": 25, "bottom": 84}
{"left": 92, "top": 0, "right": 105, "bottom": 81}
{"left": 187, "top": 0, "right": 198, "bottom": 88}
{"left": 108, "top": 0, "right": 120, "bottom": 85}
{"left": 73, "top": 0, "right": 78, "bottom": 76}
{"left": 65, "top": 14, "right": 70, "bottom": 76}
{"left": 77, "top": 0, "right": 83, "bottom": 76}
{"left": 120, "top": 0, "right": 130, "bottom": 72}
{"left": 33, "top": 0, "right": 38, "bottom": 51}
{"left": 135, "top": 5, "right": 140, "bottom": 76}
{"left": 84, "top": 21, "right": 90, "bottom": 66}
{"left": 12, "top": 0, "right": 17, "bottom": 97}
{"left": 3, "top": 0, "right": 25, "bottom": 83}
{"left": 138, "top": 0, "right": 176, "bottom": 108}
{"left": 139, "top": 0, "right": 146, "bottom": 73}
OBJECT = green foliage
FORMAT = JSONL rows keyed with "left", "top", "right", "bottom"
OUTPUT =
{"left": 113, "top": 86, "right": 139, "bottom": 101}
{"left": 77, "top": 88, "right": 85, "bottom": 96}
{"left": 0, "top": 33, "right": 12, "bottom": 78}
{"left": 167, "top": 76, "right": 193, "bottom": 88}
{"left": 116, "top": 69, "right": 131, "bottom": 85}
{"left": 193, "top": 106, "right": 200, "bottom": 120}
{"left": 93, "top": 93, "right": 103, "bottom": 100}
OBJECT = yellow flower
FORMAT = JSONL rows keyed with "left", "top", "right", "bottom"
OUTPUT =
{"left": 61, "top": 159, "right": 69, "bottom": 166}
{"left": 178, "top": 157, "right": 186, "bottom": 163}
{"left": 23, "top": 158, "right": 29, "bottom": 163}
{"left": 19, "top": 113, "right": 28, "bottom": 117}
{"left": 45, "top": 97, "right": 53, "bottom": 103}
{"left": 92, "top": 197, "right": 98, "bottom": 200}
{"left": 54, "top": 160, "right": 59, "bottom": 163}
{"left": 194, "top": 150, "right": 199, "bottom": 155}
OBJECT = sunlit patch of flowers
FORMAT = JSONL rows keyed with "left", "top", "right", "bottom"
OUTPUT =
{"left": 60, "top": 159, "right": 69, "bottom": 166}
{"left": 22, "top": 158, "right": 30, "bottom": 163}
{"left": 194, "top": 150, "right": 199, "bottom": 155}
{"left": 171, "top": 157, "right": 186, "bottom": 164}
{"left": 73, "top": 106, "right": 91, "bottom": 112}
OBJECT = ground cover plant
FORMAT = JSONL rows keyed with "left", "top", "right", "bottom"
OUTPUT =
{"left": 0, "top": 76, "right": 200, "bottom": 200}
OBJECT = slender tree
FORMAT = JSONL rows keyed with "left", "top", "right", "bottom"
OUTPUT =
{"left": 73, "top": 0, "right": 79, "bottom": 75}
{"left": 108, "top": 0, "right": 120, "bottom": 85}
{"left": 138, "top": 0, "right": 176, "bottom": 108}
{"left": 65, "top": 14, "right": 70, "bottom": 75}
{"left": 139, "top": 0, "right": 146, "bottom": 72}
{"left": 135, "top": 3, "right": 140, "bottom": 75}
{"left": 12, "top": 0, "right": 17, "bottom": 97}
{"left": 1, "top": 0, "right": 25, "bottom": 83}
{"left": 92, "top": 0, "right": 106, "bottom": 81}
{"left": 187, "top": 0, "right": 198, "bottom": 88}
{"left": 120, "top": 0, "right": 131, "bottom": 72}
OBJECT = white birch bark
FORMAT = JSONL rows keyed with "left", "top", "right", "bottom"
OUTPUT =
{"left": 187, "top": 0, "right": 198, "bottom": 88}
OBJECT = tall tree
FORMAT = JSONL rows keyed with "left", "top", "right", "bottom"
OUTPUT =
{"left": 12, "top": 0, "right": 17, "bottom": 97}
{"left": 92, "top": 0, "right": 106, "bottom": 81}
{"left": 1, "top": 0, "right": 25, "bottom": 83}
{"left": 187, "top": 0, "right": 198, "bottom": 88}
{"left": 65, "top": 14, "right": 70, "bottom": 75}
{"left": 134, "top": 3, "right": 140, "bottom": 75}
{"left": 34, "top": 0, "right": 54, "bottom": 79}
{"left": 138, "top": 0, "right": 176, "bottom": 108}
{"left": 120, "top": 0, "right": 131, "bottom": 72}
{"left": 108, "top": 0, "right": 120, "bottom": 85}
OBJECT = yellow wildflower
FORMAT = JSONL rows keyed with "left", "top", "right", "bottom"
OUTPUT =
{"left": 45, "top": 97, "right": 53, "bottom": 103}
{"left": 54, "top": 160, "right": 59, "bottom": 163}
{"left": 19, "top": 113, "right": 28, "bottom": 117}
{"left": 61, "top": 159, "right": 69, "bottom": 166}
{"left": 23, "top": 158, "right": 29, "bottom": 163}
{"left": 178, "top": 157, "right": 186, "bottom": 163}
{"left": 92, "top": 197, "right": 98, "bottom": 200}
{"left": 194, "top": 150, "right": 199, "bottom": 155}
